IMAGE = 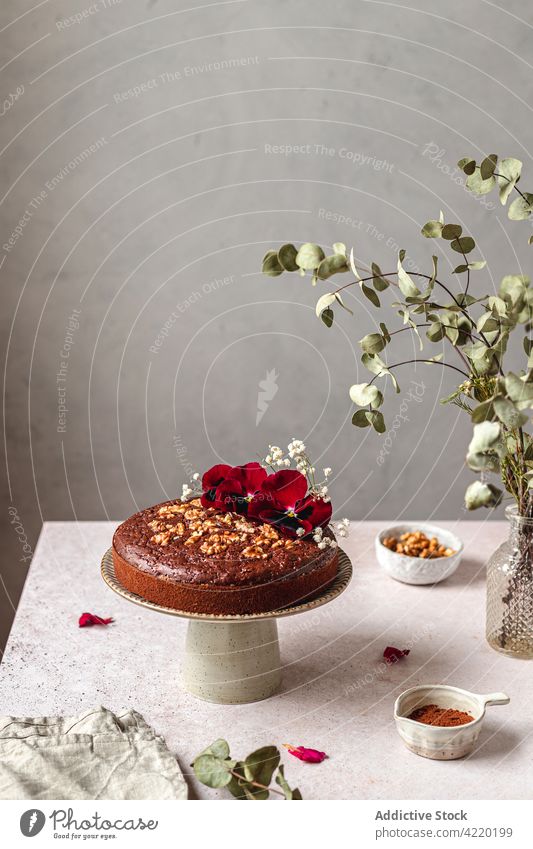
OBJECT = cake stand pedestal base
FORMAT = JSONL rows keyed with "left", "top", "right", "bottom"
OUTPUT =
{"left": 101, "top": 548, "right": 352, "bottom": 705}
{"left": 184, "top": 619, "right": 281, "bottom": 704}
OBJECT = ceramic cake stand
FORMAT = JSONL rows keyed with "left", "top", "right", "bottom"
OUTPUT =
{"left": 101, "top": 549, "right": 352, "bottom": 705}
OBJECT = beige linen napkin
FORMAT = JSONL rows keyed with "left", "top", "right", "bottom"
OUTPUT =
{"left": 0, "top": 706, "right": 188, "bottom": 800}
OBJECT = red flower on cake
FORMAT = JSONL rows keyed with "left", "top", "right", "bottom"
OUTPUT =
{"left": 249, "top": 469, "right": 332, "bottom": 537}
{"left": 200, "top": 464, "right": 232, "bottom": 507}
{"left": 212, "top": 462, "right": 268, "bottom": 515}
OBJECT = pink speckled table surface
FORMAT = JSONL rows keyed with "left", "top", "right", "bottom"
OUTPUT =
{"left": 0, "top": 520, "right": 530, "bottom": 800}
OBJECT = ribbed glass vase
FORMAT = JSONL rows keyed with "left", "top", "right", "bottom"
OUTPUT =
{"left": 486, "top": 505, "right": 533, "bottom": 659}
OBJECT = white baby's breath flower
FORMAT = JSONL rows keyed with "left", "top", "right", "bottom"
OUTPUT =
{"left": 265, "top": 454, "right": 272, "bottom": 465}
{"left": 296, "top": 527, "right": 305, "bottom": 537}
{"left": 288, "top": 439, "right": 306, "bottom": 458}
{"left": 181, "top": 484, "right": 192, "bottom": 499}
{"left": 329, "top": 539, "right": 338, "bottom": 549}
{"left": 283, "top": 458, "right": 291, "bottom": 467}
{"left": 192, "top": 472, "right": 200, "bottom": 481}
{"left": 323, "top": 467, "right": 332, "bottom": 478}
{"left": 318, "top": 541, "right": 327, "bottom": 549}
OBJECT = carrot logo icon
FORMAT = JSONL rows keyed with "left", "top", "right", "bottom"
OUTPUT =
{"left": 20, "top": 809, "right": 45, "bottom": 837}
{"left": 256, "top": 368, "right": 279, "bottom": 426}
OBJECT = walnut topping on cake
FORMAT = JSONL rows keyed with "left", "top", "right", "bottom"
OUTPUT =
{"left": 147, "top": 499, "right": 302, "bottom": 559}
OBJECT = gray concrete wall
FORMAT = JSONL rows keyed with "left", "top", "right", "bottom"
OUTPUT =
{"left": 1, "top": 0, "right": 532, "bottom": 649}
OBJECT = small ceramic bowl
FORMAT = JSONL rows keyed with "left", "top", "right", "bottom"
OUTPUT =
{"left": 375, "top": 522, "right": 463, "bottom": 585}
{"left": 394, "top": 684, "right": 510, "bottom": 760}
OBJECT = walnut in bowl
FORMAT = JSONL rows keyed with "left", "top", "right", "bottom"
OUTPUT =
{"left": 375, "top": 523, "right": 463, "bottom": 585}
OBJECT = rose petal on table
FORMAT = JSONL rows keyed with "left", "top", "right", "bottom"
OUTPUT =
{"left": 383, "top": 646, "right": 410, "bottom": 663}
{"left": 78, "top": 612, "right": 114, "bottom": 627}
{"left": 283, "top": 744, "right": 327, "bottom": 763}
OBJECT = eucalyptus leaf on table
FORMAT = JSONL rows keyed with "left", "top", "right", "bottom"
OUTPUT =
{"left": 192, "top": 740, "right": 302, "bottom": 800}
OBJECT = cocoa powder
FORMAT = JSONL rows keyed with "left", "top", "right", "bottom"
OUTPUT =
{"left": 408, "top": 704, "right": 475, "bottom": 727}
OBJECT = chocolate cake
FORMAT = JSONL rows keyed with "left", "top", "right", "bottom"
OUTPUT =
{"left": 112, "top": 498, "right": 338, "bottom": 615}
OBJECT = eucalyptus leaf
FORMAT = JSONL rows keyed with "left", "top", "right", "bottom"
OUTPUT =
{"left": 244, "top": 746, "right": 280, "bottom": 787}
{"left": 352, "top": 409, "right": 371, "bottom": 427}
{"left": 197, "top": 739, "right": 231, "bottom": 760}
{"left": 442, "top": 223, "right": 462, "bottom": 240}
{"left": 296, "top": 243, "right": 325, "bottom": 270}
{"left": 466, "top": 169, "right": 495, "bottom": 195}
{"left": 480, "top": 154, "right": 498, "bottom": 180}
{"left": 493, "top": 395, "right": 528, "bottom": 428}
{"left": 458, "top": 158, "right": 476, "bottom": 175}
{"left": 321, "top": 307, "right": 334, "bottom": 328}
{"left": 359, "top": 333, "right": 385, "bottom": 354}
{"left": 317, "top": 253, "right": 349, "bottom": 280}
{"left": 450, "top": 236, "right": 475, "bottom": 254}
{"left": 349, "top": 247, "right": 361, "bottom": 281}
{"left": 500, "top": 274, "right": 528, "bottom": 304}
{"left": 362, "top": 282, "right": 380, "bottom": 307}
{"left": 477, "top": 312, "right": 500, "bottom": 333}
{"left": 380, "top": 322, "right": 391, "bottom": 343}
{"left": 421, "top": 220, "right": 443, "bottom": 238}
{"left": 505, "top": 372, "right": 533, "bottom": 408}
{"left": 226, "top": 761, "right": 248, "bottom": 799}
{"left": 362, "top": 353, "right": 400, "bottom": 392}
{"left": 397, "top": 250, "right": 420, "bottom": 297}
{"left": 366, "top": 410, "right": 386, "bottom": 433}
{"left": 315, "top": 292, "right": 336, "bottom": 317}
{"left": 372, "top": 262, "right": 389, "bottom": 291}
{"left": 497, "top": 157, "right": 522, "bottom": 205}
{"left": 275, "top": 766, "right": 302, "bottom": 801}
{"left": 277, "top": 243, "right": 299, "bottom": 272}
{"left": 426, "top": 320, "right": 445, "bottom": 342}
{"left": 262, "top": 250, "right": 284, "bottom": 277}
{"left": 193, "top": 755, "right": 232, "bottom": 788}
{"left": 508, "top": 193, "right": 533, "bottom": 221}
{"left": 349, "top": 382, "right": 383, "bottom": 408}
{"left": 471, "top": 399, "right": 495, "bottom": 423}
{"left": 333, "top": 242, "right": 347, "bottom": 256}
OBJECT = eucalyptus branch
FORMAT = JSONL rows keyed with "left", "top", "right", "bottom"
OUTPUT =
{"left": 228, "top": 769, "right": 285, "bottom": 798}
{"left": 261, "top": 149, "right": 533, "bottom": 514}
{"left": 368, "top": 359, "right": 470, "bottom": 387}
